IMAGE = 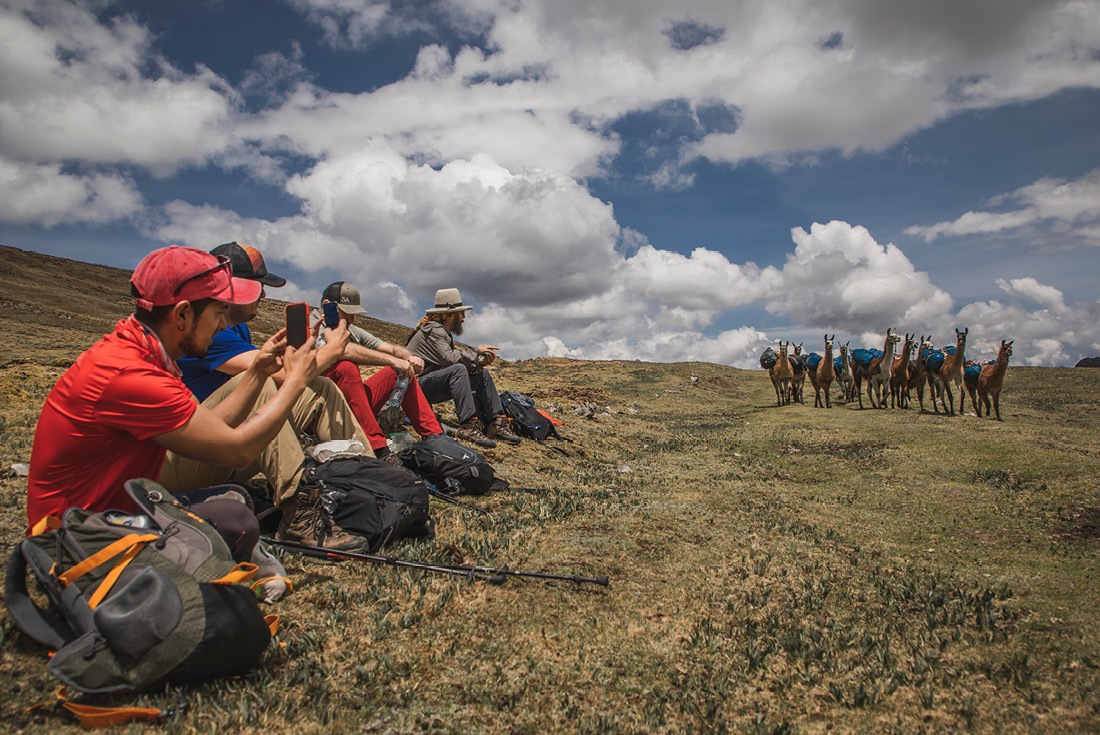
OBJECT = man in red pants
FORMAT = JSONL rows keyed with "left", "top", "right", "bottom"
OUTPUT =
{"left": 314, "top": 281, "right": 444, "bottom": 465}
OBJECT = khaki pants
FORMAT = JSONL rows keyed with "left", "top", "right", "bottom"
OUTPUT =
{"left": 159, "top": 374, "right": 373, "bottom": 506}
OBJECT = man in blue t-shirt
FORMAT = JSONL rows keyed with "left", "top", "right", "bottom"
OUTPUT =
{"left": 180, "top": 321, "right": 255, "bottom": 401}
{"left": 163, "top": 242, "right": 373, "bottom": 551}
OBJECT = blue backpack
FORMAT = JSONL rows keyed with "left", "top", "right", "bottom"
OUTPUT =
{"left": 804, "top": 353, "right": 823, "bottom": 371}
{"left": 851, "top": 349, "right": 882, "bottom": 368}
{"left": 923, "top": 345, "right": 955, "bottom": 373}
{"left": 964, "top": 360, "right": 994, "bottom": 385}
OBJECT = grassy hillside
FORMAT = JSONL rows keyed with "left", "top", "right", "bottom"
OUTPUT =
{"left": 0, "top": 245, "right": 1098, "bottom": 733}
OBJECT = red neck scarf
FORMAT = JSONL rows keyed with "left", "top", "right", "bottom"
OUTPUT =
{"left": 118, "top": 315, "right": 182, "bottom": 379}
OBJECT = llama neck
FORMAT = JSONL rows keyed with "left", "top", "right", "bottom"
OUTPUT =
{"left": 882, "top": 336, "right": 896, "bottom": 363}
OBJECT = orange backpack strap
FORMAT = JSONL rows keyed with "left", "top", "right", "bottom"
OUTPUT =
{"left": 27, "top": 687, "right": 187, "bottom": 728}
{"left": 29, "top": 516, "right": 61, "bottom": 536}
{"left": 210, "top": 562, "right": 258, "bottom": 585}
{"left": 54, "top": 533, "right": 160, "bottom": 609}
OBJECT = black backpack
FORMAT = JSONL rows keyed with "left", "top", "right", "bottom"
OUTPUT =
{"left": 397, "top": 434, "right": 508, "bottom": 496}
{"left": 499, "top": 391, "right": 561, "bottom": 442}
{"left": 300, "top": 456, "right": 434, "bottom": 551}
{"left": 5, "top": 479, "right": 272, "bottom": 695}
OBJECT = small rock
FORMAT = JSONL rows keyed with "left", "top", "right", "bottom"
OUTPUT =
{"left": 626, "top": 407, "right": 638, "bottom": 415}
{"left": 10, "top": 463, "right": 30, "bottom": 477}
{"left": 690, "top": 376, "right": 699, "bottom": 385}
{"left": 618, "top": 465, "right": 633, "bottom": 474}
{"left": 546, "top": 402, "right": 563, "bottom": 413}
{"left": 571, "top": 402, "right": 597, "bottom": 418}
{"left": 630, "top": 401, "right": 640, "bottom": 408}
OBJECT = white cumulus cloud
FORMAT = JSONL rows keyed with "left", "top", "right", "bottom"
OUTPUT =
{"left": 905, "top": 168, "right": 1100, "bottom": 247}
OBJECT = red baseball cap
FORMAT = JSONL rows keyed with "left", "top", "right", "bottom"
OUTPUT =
{"left": 130, "top": 246, "right": 263, "bottom": 311}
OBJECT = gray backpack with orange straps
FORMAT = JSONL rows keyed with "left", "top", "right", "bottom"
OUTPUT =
{"left": 5, "top": 479, "right": 272, "bottom": 694}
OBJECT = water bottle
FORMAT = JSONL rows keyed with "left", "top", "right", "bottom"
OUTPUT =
{"left": 388, "top": 432, "right": 416, "bottom": 452}
{"left": 386, "top": 375, "right": 409, "bottom": 408}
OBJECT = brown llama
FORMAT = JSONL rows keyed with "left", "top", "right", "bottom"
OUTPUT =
{"left": 814, "top": 334, "right": 835, "bottom": 408}
{"left": 966, "top": 340, "right": 1013, "bottom": 421}
{"left": 835, "top": 341, "right": 855, "bottom": 403}
{"left": 928, "top": 327, "right": 968, "bottom": 416}
{"left": 889, "top": 333, "right": 915, "bottom": 408}
{"left": 908, "top": 335, "right": 932, "bottom": 411}
{"left": 769, "top": 341, "right": 794, "bottom": 406}
{"left": 854, "top": 328, "right": 900, "bottom": 409}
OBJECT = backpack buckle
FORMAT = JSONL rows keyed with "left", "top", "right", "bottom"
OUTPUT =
{"left": 156, "top": 689, "right": 189, "bottom": 721}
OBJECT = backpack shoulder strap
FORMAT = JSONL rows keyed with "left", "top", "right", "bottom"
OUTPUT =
{"left": 5, "top": 541, "right": 76, "bottom": 649}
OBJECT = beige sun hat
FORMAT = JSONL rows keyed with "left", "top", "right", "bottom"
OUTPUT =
{"left": 426, "top": 288, "right": 474, "bottom": 314}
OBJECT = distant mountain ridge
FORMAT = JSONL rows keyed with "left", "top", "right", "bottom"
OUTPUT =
{"left": 0, "top": 244, "right": 418, "bottom": 367}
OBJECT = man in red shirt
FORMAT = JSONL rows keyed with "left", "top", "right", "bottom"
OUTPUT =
{"left": 26, "top": 245, "right": 362, "bottom": 556}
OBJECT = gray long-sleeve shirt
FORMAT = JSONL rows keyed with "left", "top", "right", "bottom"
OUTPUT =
{"left": 406, "top": 321, "right": 479, "bottom": 376}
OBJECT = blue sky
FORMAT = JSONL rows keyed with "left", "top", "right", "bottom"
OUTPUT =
{"left": 2, "top": 0, "right": 1099, "bottom": 366}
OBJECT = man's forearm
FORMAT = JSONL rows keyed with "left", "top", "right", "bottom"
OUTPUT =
{"left": 345, "top": 343, "right": 403, "bottom": 369}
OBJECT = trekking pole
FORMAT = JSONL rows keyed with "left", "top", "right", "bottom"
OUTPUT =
{"left": 429, "top": 563, "right": 609, "bottom": 587}
{"left": 427, "top": 486, "right": 494, "bottom": 516}
{"left": 261, "top": 537, "right": 506, "bottom": 584}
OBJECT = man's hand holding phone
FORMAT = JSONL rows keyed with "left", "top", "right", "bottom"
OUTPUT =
{"left": 253, "top": 328, "right": 288, "bottom": 377}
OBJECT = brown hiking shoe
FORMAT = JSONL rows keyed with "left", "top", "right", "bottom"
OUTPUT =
{"left": 276, "top": 488, "right": 368, "bottom": 552}
{"left": 456, "top": 418, "right": 496, "bottom": 448}
{"left": 378, "top": 451, "right": 405, "bottom": 469}
{"left": 486, "top": 414, "right": 521, "bottom": 445}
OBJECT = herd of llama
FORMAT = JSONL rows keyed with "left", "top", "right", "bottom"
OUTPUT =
{"left": 763, "top": 328, "right": 1014, "bottom": 420}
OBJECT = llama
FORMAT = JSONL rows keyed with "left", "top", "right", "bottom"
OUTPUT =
{"left": 769, "top": 341, "right": 794, "bottom": 406}
{"left": 908, "top": 335, "right": 932, "bottom": 411}
{"left": 814, "top": 334, "right": 835, "bottom": 408}
{"left": 853, "top": 328, "right": 900, "bottom": 409}
{"left": 889, "top": 333, "right": 916, "bottom": 408}
{"left": 966, "top": 340, "right": 1013, "bottom": 421}
{"left": 789, "top": 342, "right": 806, "bottom": 404}
{"left": 834, "top": 341, "right": 855, "bottom": 404}
{"left": 928, "top": 327, "right": 968, "bottom": 416}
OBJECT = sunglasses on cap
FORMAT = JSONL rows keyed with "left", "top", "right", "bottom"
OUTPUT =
{"left": 172, "top": 255, "right": 232, "bottom": 297}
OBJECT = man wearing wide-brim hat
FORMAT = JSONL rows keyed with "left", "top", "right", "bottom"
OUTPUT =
{"left": 406, "top": 288, "right": 520, "bottom": 448}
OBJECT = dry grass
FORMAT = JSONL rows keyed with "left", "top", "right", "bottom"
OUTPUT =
{"left": 1, "top": 246, "right": 1099, "bottom": 733}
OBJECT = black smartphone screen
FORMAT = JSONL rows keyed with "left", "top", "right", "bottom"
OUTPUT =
{"left": 285, "top": 302, "right": 309, "bottom": 348}
{"left": 322, "top": 301, "right": 340, "bottom": 329}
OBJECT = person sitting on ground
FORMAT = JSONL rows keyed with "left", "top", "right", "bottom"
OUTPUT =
{"left": 169, "top": 241, "right": 372, "bottom": 551}
{"left": 25, "top": 246, "right": 333, "bottom": 573}
{"left": 312, "top": 281, "right": 444, "bottom": 467}
{"left": 405, "top": 288, "right": 521, "bottom": 448}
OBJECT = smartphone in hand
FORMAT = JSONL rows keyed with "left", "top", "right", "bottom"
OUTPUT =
{"left": 322, "top": 301, "right": 341, "bottom": 329}
{"left": 285, "top": 302, "right": 309, "bottom": 349}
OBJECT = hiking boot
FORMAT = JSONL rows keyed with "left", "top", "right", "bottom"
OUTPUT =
{"left": 276, "top": 488, "right": 368, "bottom": 552}
{"left": 378, "top": 451, "right": 405, "bottom": 470}
{"left": 486, "top": 414, "right": 521, "bottom": 445}
{"left": 455, "top": 418, "right": 496, "bottom": 448}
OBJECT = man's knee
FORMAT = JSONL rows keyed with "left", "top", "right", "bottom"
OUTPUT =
{"left": 324, "top": 360, "right": 361, "bottom": 387}
{"left": 441, "top": 364, "right": 472, "bottom": 390}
